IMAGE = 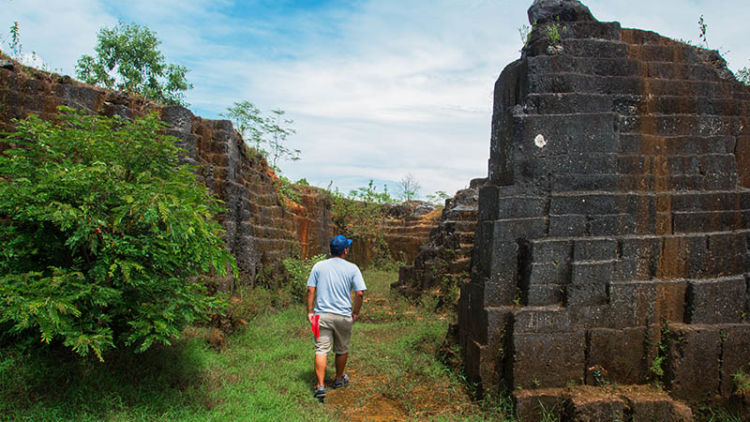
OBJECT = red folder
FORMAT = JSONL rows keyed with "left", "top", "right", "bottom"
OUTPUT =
{"left": 310, "top": 314, "right": 320, "bottom": 338}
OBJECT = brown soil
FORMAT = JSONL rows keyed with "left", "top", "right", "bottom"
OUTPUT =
{"left": 319, "top": 288, "right": 481, "bottom": 421}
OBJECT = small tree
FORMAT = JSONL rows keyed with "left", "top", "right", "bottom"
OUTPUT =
{"left": 398, "top": 173, "right": 421, "bottom": 202}
{"left": 265, "top": 109, "right": 299, "bottom": 170}
{"left": 426, "top": 190, "right": 451, "bottom": 205}
{"left": 0, "top": 107, "right": 234, "bottom": 360}
{"left": 7, "top": 21, "right": 21, "bottom": 59}
{"left": 221, "top": 101, "right": 299, "bottom": 171}
{"left": 737, "top": 66, "right": 750, "bottom": 86}
{"left": 75, "top": 21, "right": 192, "bottom": 106}
{"left": 222, "top": 101, "right": 266, "bottom": 154}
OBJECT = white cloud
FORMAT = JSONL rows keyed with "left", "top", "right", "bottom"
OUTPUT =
{"left": 3, "top": 0, "right": 749, "bottom": 199}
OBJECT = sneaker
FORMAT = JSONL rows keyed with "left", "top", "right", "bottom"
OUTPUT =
{"left": 333, "top": 374, "right": 349, "bottom": 389}
{"left": 313, "top": 386, "right": 326, "bottom": 400}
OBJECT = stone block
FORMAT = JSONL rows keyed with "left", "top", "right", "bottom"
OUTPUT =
{"left": 621, "top": 392, "right": 695, "bottom": 422}
{"left": 496, "top": 195, "right": 548, "bottom": 219}
{"left": 529, "top": 262, "right": 569, "bottom": 285}
{"left": 671, "top": 191, "right": 738, "bottom": 213}
{"left": 552, "top": 173, "right": 621, "bottom": 192}
{"left": 620, "top": 237, "right": 660, "bottom": 279}
{"left": 686, "top": 276, "right": 747, "bottom": 324}
{"left": 513, "top": 389, "right": 566, "bottom": 422}
{"left": 525, "top": 92, "right": 613, "bottom": 114}
{"left": 589, "top": 213, "right": 636, "bottom": 236}
{"left": 574, "top": 239, "right": 618, "bottom": 261}
{"left": 705, "top": 233, "right": 747, "bottom": 277}
{"left": 664, "top": 323, "right": 722, "bottom": 402}
{"left": 512, "top": 331, "right": 586, "bottom": 389}
{"left": 161, "top": 105, "right": 195, "bottom": 132}
{"left": 608, "top": 281, "right": 687, "bottom": 327}
{"left": 613, "top": 258, "right": 637, "bottom": 281}
{"left": 655, "top": 236, "right": 693, "bottom": 280}
{"left": 463, "top": 338, "right": 483, "bottom": 384}
{"left": 567, "top": 392, "right": 626, "bottom": 422}
{"left": 492, "top": 218, "right": 548, "bottom": 241}
{"left": 569, "top": 304, "right": 611, "bottom": 329}
{"left": 481, "top": 307, "right": 514, "bottom": 347}
{"left": 720, "top": 324, "right": 750, "bottom": 398}
{"left": 549, "top": 214, "right": 587, "bottom": 237}
{"left": 551, "top": 193, "right": 623, "bottom": 216}
{"left": 517, "top": 113, "right": 619, "bottom": 155}
{"left": 477, "top": 185, "right": 500, "bottom": 222}
{"left": 673, "top": 210, "right": 743, "bottom": 233}
{"left": 562, "top": 38, "right": 628, "bottom": 58}
{"left": 567, "top": 283, "right": 608, "bottom": 306}
{"left": 527, "top": 284, "right": 566, "bottom": 305}
{"left": 567, "top": 21, "right": 622, "bottom": 41}
{"left": 587, "top": 327, "right": 647, "bottom": 384}
{"left": 531, "top": 239, "right": 573, "bottom": 263}
{"left": 513, "top": 307, "right": 572, "bottom": 334}
{"left": 571, "top": 260, "right": 613, "bottom": 286}
{"left": 548, "top": 152, "right": 619, "bottom": 174}
{"left": 653, "top": 281, "right": 689, "bottom": 323}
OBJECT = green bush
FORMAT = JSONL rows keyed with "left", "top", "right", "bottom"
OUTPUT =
{"left": 281, "top": 254, "right": 326, "bottom": 301}
{"left": 0, "top": 107, "right": 235, "bottom": 360}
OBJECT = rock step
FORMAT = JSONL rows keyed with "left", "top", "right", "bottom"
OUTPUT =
{"left": 525, "top": 92, "right": 749, "bottom": 116}
{"left": 619, "top": 134, "right": 736, "bottom": 155}
{"left": 246, "top": 223, "right": 297, "bottom": 239}
{"left": 528, "top": 73, "right": 750, "bottom": 99}
{"left": 513, "top": 385, "right": 693, "bottom": 422}
{"left": 527, "top": 55, "right": 725, "bottom": 81}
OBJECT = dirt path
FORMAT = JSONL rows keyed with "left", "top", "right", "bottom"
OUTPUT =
{"left": 316, "top": 271, "right": 481, "bottom": 421}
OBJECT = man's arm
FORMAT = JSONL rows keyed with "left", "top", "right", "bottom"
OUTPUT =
{"left": 306, "top": 286, "right": 316, "bottom": 323}
{"left": 352, "top": 290, "right": 364, "bottom": 322}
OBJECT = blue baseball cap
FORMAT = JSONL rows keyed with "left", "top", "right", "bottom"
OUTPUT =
{"left": 330, "top": 234, "right": 353, "bottom": 255}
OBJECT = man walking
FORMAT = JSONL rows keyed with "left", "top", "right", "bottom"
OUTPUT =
{"left": 307, "top": 234, "right": 366, "bottom": 400}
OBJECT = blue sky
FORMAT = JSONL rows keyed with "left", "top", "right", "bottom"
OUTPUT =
{"left": 3, "top": 0, "right": 750, "bottom": 199}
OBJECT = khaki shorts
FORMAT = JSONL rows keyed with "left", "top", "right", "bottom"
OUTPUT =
{"left": 314, "top": 313, "right": 353, "bottom": 355}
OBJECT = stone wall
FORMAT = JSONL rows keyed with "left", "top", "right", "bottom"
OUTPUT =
{"left": 392, "top": 179, "right": 485, "bottom": 303}
{"left": 458, "top": 0, "right": 750, "bottom": 407}
{"left": 0, "top": 57, "right": 435, "bottom": 285}
{"left": 346, "top": 201, "right": 439, "bottom": 268}
{"left": 1, "top": 58, "right": 305, "bottom": 288}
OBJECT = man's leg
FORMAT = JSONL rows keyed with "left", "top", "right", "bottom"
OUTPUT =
{"left": 334, "top": 353, "right": 348, "bottom": 380}
{"left": 314, "top": 353, "right": 327, "bottom": 388}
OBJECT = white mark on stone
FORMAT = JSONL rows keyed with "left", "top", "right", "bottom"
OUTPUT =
{"left": 534, "top": 134, "right": 547, "bottom": 148}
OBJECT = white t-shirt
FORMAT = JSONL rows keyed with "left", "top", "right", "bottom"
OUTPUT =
{"left": 307, "top": 257, "right": 367, "bottom": 316}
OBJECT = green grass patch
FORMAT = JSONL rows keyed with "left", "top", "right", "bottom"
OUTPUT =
{"left": 0, "top": 269, "right": 494, "bottom": 421}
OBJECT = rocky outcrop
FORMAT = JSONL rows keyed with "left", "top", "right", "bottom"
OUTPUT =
{"left": 458, "top": 0, "right": 750, "bottom": 415}
{"left": 392, "top": 179, "right": 485, "bottom": 304}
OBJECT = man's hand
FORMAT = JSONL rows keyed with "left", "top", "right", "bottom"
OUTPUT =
{"left": 352, "top": 290, "right": 364, "bottom": 324}
{"left": 306, "top": 287, "right": 316, "bottom": 324}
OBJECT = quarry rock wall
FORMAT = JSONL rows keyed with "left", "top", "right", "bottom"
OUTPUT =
{"left": 393, "top": 179, "right": 485, "bottom": 302}
{"left": 458, "top": 0, "right": 750, "bottom": 408}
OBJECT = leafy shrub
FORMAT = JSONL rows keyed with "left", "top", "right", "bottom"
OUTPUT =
{"left": 281, "top": 254, "right": 327, "bottom": 301}
{"left": 734, "top": 367, "right": 750, "bottom": 395}
{"left": 0, "top": 107, "right": 235, "bottom": 360}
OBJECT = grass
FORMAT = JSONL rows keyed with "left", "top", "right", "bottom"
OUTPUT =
{"left": 0, "top": 269, "right": 500, "bottom": 421}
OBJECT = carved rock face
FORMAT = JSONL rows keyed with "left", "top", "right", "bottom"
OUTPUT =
{"left": 527, "top": 0, "right": 594, "bottom": 25}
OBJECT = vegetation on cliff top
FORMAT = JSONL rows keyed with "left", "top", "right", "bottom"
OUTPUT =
{"left": 75, "top": 21, "right": 193, "bottom": 106}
